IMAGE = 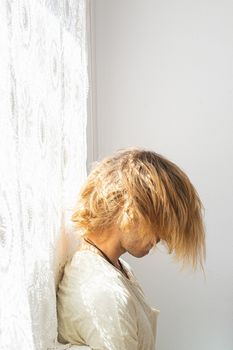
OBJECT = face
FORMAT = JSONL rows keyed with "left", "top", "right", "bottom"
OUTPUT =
{"left": 119, "top": 227, "right": 160, "bottom": 258}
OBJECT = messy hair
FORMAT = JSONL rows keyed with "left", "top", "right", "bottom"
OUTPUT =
{"left": 71, "top": 147, "right": 206, "bottom": 275}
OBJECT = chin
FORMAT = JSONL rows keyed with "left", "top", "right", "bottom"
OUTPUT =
{"left": 131, "top": 250, "right": 150, "bottom": 258}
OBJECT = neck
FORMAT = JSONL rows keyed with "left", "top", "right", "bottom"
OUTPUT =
{"left": 82, "top": 227, "right": 126, "bottom": 268}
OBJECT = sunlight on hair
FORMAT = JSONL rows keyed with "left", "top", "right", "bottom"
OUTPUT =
{"left": 71, "top": 147, "right": 206, "bottom": 277}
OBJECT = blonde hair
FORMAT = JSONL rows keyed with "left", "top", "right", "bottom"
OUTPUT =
{"left": 71, "top": 147, "right": 206, "bottom": 275}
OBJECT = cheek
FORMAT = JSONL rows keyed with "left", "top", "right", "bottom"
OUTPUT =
{"left": 140, "top": 232, "right": 153, "bottom": 244}
{"left": 126, "top": 236, "right": 142, "bottom": 250}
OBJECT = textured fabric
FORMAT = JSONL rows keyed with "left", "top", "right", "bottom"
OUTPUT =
{"left": 56, "top": 250, "right": 160, "bottom": 350}
{"left": 0, "top": 1, "right": 89, "bottom": 349}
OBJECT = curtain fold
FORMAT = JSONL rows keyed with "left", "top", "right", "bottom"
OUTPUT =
{"left": 0, "top": 1, "right": 89, "bottom": 349}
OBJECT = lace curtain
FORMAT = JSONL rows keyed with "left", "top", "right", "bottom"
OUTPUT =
{"left": 0, "top": 1, "right": 89, "bottom": 349}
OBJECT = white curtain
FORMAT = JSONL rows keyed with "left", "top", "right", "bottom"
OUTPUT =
{"left": 0, "top": 1, "right": 89, "bottom": 349}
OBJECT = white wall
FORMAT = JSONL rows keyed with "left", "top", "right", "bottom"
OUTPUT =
{"left": 91, "top": 1, "right": 233, "bottom": 349}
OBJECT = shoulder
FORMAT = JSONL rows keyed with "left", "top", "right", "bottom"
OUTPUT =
{"left": 57, "top": 254, "right": 137, "bottom": 327}
{"left": 70, "top": 250, "right": 120, "bottom": 278}
{"left": 61, "top": 251, "right": 130, "bottom": 292}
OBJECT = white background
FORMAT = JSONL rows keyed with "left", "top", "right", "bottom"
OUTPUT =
{"left": 89, "top": 1, "right": 233, "bottom": 349}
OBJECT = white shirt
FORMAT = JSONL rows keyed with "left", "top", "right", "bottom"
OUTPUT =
{"left": 56, "top": 249, "right": 160, "bottom": 350}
